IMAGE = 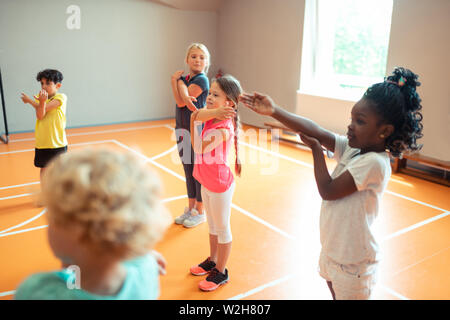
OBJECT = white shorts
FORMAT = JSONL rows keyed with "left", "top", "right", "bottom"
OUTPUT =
{"left": 318, "top": 252, "right": 378, "bottom": 300}
{"left": 201, "top": 182, "right": 235, "bottom": 244}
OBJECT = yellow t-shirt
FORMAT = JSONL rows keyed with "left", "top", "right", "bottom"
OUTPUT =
{"left": 34, "top": 93, "right": 68, "bottom": 149}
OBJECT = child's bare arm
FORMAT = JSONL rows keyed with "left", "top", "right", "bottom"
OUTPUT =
{"left": 240, "top": 92, "right": 336, "bottom": 152}
{"left": 193, "top": 107, "right": 236, "bottom": 122}
{"left": 21, "top": 93, "right": 39, "bottom": 109}
{"left": 300, "top": 133, "right": 357, "bottom": 200}
{"left": 177, "top": 80, "right": 200, "bottom": 112}
{"left": 35, "top": 91, "right": 62, "bottom": 120}
{"left": 190, "top": 111, "right": 230, "bottom": 154}
{"left": 171, "top": 70, "right": 187, "bottom": 107}
{"left": 22, "top": 91, "right": 62, "bottom": 119}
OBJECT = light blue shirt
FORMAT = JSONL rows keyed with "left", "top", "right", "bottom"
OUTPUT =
{"left": 14, "top": 254, "right": 160, "bottom": 300}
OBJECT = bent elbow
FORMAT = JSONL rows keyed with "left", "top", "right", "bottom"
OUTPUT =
{"left": 319, "top": 192, "right": 332, "bottom": 201}
{"left": 318, "top": 188, "right": 336, "bottom": 201}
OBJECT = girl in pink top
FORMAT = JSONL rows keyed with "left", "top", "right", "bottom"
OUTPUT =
{"left": 189, "top": 74, "right": 242, "bottom": 291}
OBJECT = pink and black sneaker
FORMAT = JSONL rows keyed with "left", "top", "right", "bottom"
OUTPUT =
{"left": 190, "top": 257, "right": 216, "bottom": 276}
{"left": 198, "top": 268, "right": 229, "bottom": 291}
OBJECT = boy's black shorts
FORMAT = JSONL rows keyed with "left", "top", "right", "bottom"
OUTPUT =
{"left": 34, "top": 146, "right": 68, "bottom": 168}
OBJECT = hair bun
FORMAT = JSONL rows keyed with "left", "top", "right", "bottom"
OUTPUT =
{"left": 386, "top": 67, "right": 422, "bottom": 112}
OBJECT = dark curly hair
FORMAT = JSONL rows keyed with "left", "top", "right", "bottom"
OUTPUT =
{"left": 36, "top": 69, "right": 63, "bottom": 84}
{"left": 363, "top": 67, "right": 423, "bottom": 158}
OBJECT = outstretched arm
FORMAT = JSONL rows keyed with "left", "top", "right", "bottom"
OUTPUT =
{"left": 190, "top": 110, "right": 230, "bottom": 154}
{"left": 193, "top": 107, "right": 236, "bottom": 123}
{"left": 239, "top": 92, "right": 336, "bottom": 152}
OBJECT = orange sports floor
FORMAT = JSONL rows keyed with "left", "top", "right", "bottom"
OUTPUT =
{"left": 0, "top": 119, "right": 449, "bottom": 300}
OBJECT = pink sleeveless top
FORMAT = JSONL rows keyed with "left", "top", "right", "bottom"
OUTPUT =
{"left": 193, "top": 119, "right": 234, "bottom": 193}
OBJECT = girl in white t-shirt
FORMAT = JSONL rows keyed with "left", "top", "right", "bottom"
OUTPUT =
{"left": 239, "top": 67, "right": 424, "bottom": 300}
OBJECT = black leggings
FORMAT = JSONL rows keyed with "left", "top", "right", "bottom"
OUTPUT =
{"left": 176, "top": 128, "right": 202, "bottom": 202}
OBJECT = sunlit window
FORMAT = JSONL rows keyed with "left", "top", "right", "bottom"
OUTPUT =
{"left": 300, "top": 0, "right": 394, "bottom": 101}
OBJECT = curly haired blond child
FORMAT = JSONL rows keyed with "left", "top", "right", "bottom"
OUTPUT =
{"left": 15, "top": 148, "right": 171, "bottom": 299}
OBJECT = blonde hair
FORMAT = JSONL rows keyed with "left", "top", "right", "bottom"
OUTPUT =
{"left": 185, "top": 43, "right": 210, "bottom": 74}
{"left": 41, "top": 148, "right": 171, "bottom": 259}
{"left": 213, "top": 74, "right": 243, "bottom": 176}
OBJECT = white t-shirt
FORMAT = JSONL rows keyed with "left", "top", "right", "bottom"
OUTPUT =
{"left": 320, "top": 134, "right": 391, "bottom": 265}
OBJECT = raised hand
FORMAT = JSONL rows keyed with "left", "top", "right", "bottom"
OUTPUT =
{"left": 299, "top": 132, "right": 321, "bottom": 150}
{"left": 239, "top": 92, "right": 276, "bottom": 116}
{"left": 20, "top": 92, "right": 32, "bottom": 104}
{"left": 215, "top": 105, "right": 236, "bottom": 120}
{"left": 172, "top": 70, "right": 184, "bottom": 82}
{"left": 38, "top": 89, "right": 48, "bottom": 103}
{"left": 150, "top": 250, "right": 167, "bottom": 276}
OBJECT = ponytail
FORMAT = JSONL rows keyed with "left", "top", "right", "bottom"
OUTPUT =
{"left": 213, "top": 74, "right": 243, "bottom": 176}
{"left": 234, "top": 109, "right": 242, "bottom": 177}
{"left": 363, "top": 67, "right": 424, "bottom": 157}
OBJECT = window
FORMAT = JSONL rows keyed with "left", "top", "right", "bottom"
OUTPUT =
{"left": 300, "top": 0, "right": 394, "bottom": 101}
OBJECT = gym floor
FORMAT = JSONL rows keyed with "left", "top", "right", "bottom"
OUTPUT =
{"left": 0, "top": 119, "right": 448, "bottom": 300}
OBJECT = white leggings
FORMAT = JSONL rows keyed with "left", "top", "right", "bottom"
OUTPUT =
{"left": 201, "top": 182, "right": 235, "bottom": 244}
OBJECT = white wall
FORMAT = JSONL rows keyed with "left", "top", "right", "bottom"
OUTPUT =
{"left": 216, "top": 0, "right": 305, "bottom": 128}
{"left": 0, "top": 0, "right": 217, "bottom": 132}
{"left": 385, "top": 0, "right": 450, "bottom": 160}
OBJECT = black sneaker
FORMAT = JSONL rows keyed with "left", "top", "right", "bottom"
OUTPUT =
{"left": 199, "top": 268, "right": 229, "bottom": 291}
{"left": 190, "top": 257, "right": 216, "bottom": 276}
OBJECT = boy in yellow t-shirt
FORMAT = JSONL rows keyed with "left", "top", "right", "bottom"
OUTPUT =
{"left": 21, "top": 69, "right": 68, "bottom": 181}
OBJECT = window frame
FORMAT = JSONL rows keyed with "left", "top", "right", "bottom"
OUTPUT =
{"left": 299, "top": 0, "right": 393, "bottom": 102}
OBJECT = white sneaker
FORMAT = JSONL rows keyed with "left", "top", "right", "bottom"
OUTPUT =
{"left": 183, "top": 208, "right": 206, "bottom": 228}
{"left": 174, "top": 207, "right": 191, "bottom": 225}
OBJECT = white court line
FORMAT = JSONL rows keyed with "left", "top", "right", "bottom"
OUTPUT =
{"left": 0, "top": 140, "right": 115, "bottom": 156}
{"left": 0, "top": 193, "right": 33, "bottom": 201}
{"left": 231, "top": 204, "right": 296, "bottom": 240}
{"left": 0, "top": 278, "right": 408, "bottom": 300}
{"left": 0, "top": 181, "right": 40, "bottom": 191}
{"left": 239, "top": 141, "right": 313, "bottom": 169}
{"left": 0, "top": 194, "right": 186, "bottom": 239}
{"left": 0, "top": 148, "right": 34, "bottom": 155}
{"left": 0, "top": 209, "right": 46, "bottom": 234}
{"left": 0, "top": 290, "right": 16, "bottom": 298}
{"left": 6, "top": 124, "right": 173, "bottom": 143}
{"left": 112, "top": 140, "right": 186, "bottom": 181}
{"left": 384, "top": 190, "right": 448, "bottom": 212}
{"left": 382, "top": 211, "right": 450, "bottom": 242}
{"left": 379, "top": 285, "right": 409, "bottom": 300}
{"left": 0, "top": 146, "right": 176, "bottom": 192}
{"left": 161, "top": 195, "right": 187, "bottom": 203}
{"left": 227, "top": 273, "right": 411, "bottom": 300}
{"left": 238, "top": 138, "right": 450, "bottom": 241}
{"left": 228, "top": 273, "right": 296, "bottom": 300}
{"left": 0, "top": 224, "right": 48, "bottom": 238}
{"left": 112, "top": 139, "right": 296, "bottom": 241}
{"left": 150, "top": 144, "right": 178, "bottom": 161}
{"left": 390, "top": 246, "right": 450, "bottom": 278}
{"left": 240, "top": 140, "right": 449, "bottom": 212}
